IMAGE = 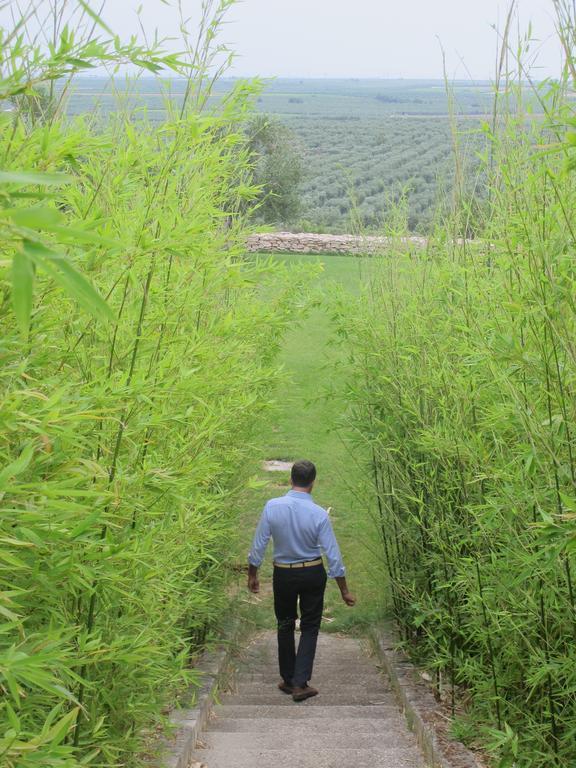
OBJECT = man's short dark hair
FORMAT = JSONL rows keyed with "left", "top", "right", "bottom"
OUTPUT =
{"left": 291, "top": 460, "right": 317, "bottom": 487}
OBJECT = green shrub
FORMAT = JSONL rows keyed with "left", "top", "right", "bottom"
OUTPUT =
{"left": 334, "top": 15, "right": 576, "bottom": 768}
{"left": 0, "top": 3, "right": 300, "bottom": 766}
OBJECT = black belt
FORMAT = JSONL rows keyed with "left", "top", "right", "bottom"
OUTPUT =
{"left": 273, "top": 558, "right": 323, "bottom": 569}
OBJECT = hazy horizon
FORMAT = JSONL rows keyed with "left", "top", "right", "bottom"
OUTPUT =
{"left": 67, "top": 75, "right": 543, "bottom": 83}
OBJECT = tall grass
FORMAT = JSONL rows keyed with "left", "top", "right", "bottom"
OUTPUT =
{"left": 0, "top": 2, "right": 302, "bottom": 766}
{"left": 334, "top": 6, "right": 576, "bottom": 767}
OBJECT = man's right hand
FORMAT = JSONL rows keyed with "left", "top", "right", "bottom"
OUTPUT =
{"left": 247, "top": 564, "right": 260, "bottom": 593}
{"left": 335, "top": 576, "right": 356, "bottom": 606}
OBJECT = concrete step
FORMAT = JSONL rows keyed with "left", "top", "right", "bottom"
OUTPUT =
{"left": 212, "top": 703, "right": 404, "bottom": 719}
{"left": 235, "top": 672, "right": 385, "bottom": 682}
{"left": 238, "top": 647, "right": 373, "bottom": 658}
{"left": 191, "top": 746, "right": 425, "bottom": 768}
{"left": 236, "top": 658, "right": 379, "bottom": 668}
{"left": 236, "top": 654, "right": 378, "bottom": 664}
{"left": 235, "top": 668, "right": 385, "bottom": 681}
{"left": 220, "top": 691, "right": 398, "bottom": 705}
{"left": 205, "top": 727, "right": 417, "bottom": 748}
{"left": 240, "top": 646, "right": 369, "bottom": 663}
{"left": 228, "top": 683, "right": 389, "bottom": 697}
{"left": 209, "top": 715, "right": 400, "bottom": 732}
{"left": 235, "top": 660, "right": 376, "bottom": 673}
{"left": 239, "top": 653, "right": 372, "bottom": 667}
{"left": 229, "top": 682, "right": 388, "bottom": 696}
{"left": 246, "top": 636, "right": 364, "bottom": 650}
{"left": 190, "top": 631, "right": 428, "bottom": 768}
{"left": 231, "top": 671, "right": 383, "bottom": 685}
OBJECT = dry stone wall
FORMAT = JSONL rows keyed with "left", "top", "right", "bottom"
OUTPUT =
{"left": 246, "top": 231, "right": 428, "bottom": 254}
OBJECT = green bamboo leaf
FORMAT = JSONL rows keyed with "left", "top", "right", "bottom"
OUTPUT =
{"left": 133, "top": 59, "right": 163, "bottom": 73}
{"left": 0, "top": 205, "right": 64, "bottom": 229}
{"left": 45, "top": 707, "right": 79, "bottom": 746}
{"left": 0, "top": 538, "right": 34, "bottom": 549}
{"left": 69, "top": 509, "right": 102, "bottom": 539}
{"left": 8, "top": 193, "right": 56, "bottom": 203}
{"left": 0, "top": 551, "right": 29, "bottom": 568}
{"left": 48, "top": 223, "right": 118, "bottom": 247}
{"left": 0, "top": 171, "right": 73, "bottom": 186}
{"left": 5, "top": 702, "right": 20, "bottom": 732}
{"left": 560, "top": 492, "right": 576, "bottom": 512}
{"left": 0, "top": 604, "right": 21, "bottom": 622}
{"left": 4, "top": 672, "right": 21, "bottom": 703}
{"left": 65, "top": 57, "right": 96, "bottom": 69}
{"left": 11, "top": 250, "right": 34, "bottom": 337}
{"left": 76, "top": 0, "right": 115, "bottom": 35}
{"left": 0, "top": 444, "right": 35, "bottom": 486}
{"left": 11, "top": 485, "right": 106, "bottom": 497}
{"left": 23, "top": 240, "right": 114, "bottom": 323}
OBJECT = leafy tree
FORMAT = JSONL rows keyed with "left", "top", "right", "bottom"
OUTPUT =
{"left": 245, "top": 114, "right": 303, "bottom": 226}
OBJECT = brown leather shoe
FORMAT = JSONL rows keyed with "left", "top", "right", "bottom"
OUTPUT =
{"left": 278, "top": 681, "right": 294, "bottom": 695}
{"left": 292, "top": 685, "right": 318, "bottom": 702}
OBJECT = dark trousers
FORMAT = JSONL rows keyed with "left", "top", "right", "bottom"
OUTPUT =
{"left": 273, "top": 563, "right": 327, "bottom": 687}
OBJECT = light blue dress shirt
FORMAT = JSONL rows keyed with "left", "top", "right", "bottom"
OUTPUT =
{"left": 248, "top": 490, "right": 346, "bottom": 578}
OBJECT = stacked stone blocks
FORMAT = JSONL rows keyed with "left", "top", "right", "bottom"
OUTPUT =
{"left": 246, "top": 231, "right": 428, "bottom": 254}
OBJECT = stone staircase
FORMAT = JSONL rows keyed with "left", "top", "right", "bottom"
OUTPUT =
{"left": 190, "top": 631, "right": 428, "bottom": 768}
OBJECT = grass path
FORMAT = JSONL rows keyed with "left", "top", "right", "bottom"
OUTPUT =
{"left": 235, "top": 253, "right": 385, "bottom": 633}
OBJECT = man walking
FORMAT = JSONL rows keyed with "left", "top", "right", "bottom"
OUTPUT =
{"left": 247, "top": 460, "right": 356, "bottom": 702}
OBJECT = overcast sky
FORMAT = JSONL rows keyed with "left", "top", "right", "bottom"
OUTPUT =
{"left": 106, "top": 0, "right": 562, "bottom": 79}
{"left": 4, "top": 0, "right": 564, "bottom": 79}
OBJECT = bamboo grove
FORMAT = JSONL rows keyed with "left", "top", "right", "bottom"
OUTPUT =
{"left": 0, "top": 2, "right": 303, "bottom": 765}
{"left": 334, "top": 9, "right": 576, "bottom": 767}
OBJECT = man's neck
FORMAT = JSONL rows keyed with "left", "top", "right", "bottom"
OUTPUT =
{"left": 291, "top": 486, "right": 312, "bottom": 494}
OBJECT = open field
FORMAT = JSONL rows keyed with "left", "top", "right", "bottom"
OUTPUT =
{"left": 64, "top": 76, "right": 501, "bottom": 117}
